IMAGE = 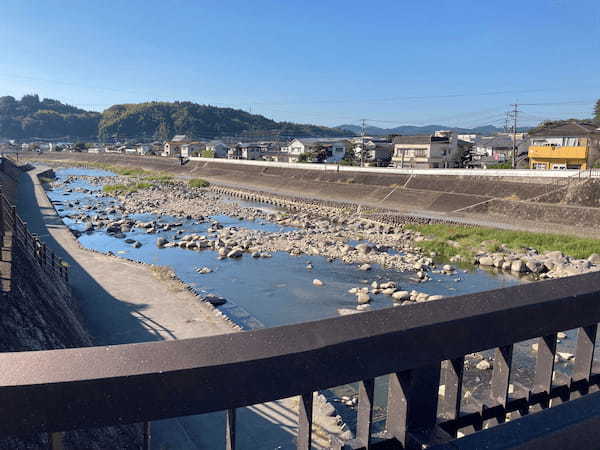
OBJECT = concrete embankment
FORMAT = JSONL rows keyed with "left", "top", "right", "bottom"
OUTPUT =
{"left": 25, "top": 152, "right": 600, "bottom": 235}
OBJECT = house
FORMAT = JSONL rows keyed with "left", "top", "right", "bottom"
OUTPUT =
{"left": 87, "top": 147, "right": 106, "bottom": 154}
{"left": 352, "top": 137, "right": 393, "bottom": 166}
{"left": 392, "top": 134, "right": 454, "bottom": 168}
{"left": 284, "top": 138, "right": 346, "bottom": 163}
{"left": 124, "top": 147, "right": 138, "bottom": 155}
{"left": 163, "top": 135, "right": 192, "bottom": 157}
{"left": 467, "top": 136, "right": 527, "bottom": 168}
{"left": 227, "top": 142, "right": 264, "bottom": 160}
{"left": 137, "top": 144, "right": 153, "bottom": 156}
{"left": 528, "top": 121, "right": 600, "bottom": 170}
{"left": 206, "top": 141, "right": 229, "bottom": 158}
{"left": 181, "top": 142, "right": 206, "bottom": 158}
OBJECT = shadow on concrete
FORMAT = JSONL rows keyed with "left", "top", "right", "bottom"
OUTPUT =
{"left": 15, "top": 170, "right": 304, "bottom": 449}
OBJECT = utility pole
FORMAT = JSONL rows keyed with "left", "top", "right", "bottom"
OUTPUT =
{"left": 360, "top": 118, "right": 366, "bottom": 168}
{"left": 509, "top": 103, "right": 519, "bottom": 169}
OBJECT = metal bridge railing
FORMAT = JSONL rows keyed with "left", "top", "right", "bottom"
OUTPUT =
{"left": 1, "top": 271, "right": 600, "bottom": 449}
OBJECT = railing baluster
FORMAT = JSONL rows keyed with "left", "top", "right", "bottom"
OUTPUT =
{"left": 489, "top": 345, "right": 513, "bottom": 425}
{"left": 297, "top": 392, "right": 313, "bottom": 450}
{"left": 572, "top": 324, "right": 598, "bottom": 398}
{"left": 226, "top": 408, "right": 236, "bottom": 450}
{"left": 386, "top": 363, "right": 441, "bottom": 448}
{"left": 142, "top": 421, "right": 151, "bottom": 450}
{"left": 439, "top": 357, "right": 464, "bottom": 431}
{"left": 356, "top": 378, "right": 375, "bottom": 448}
{"left": 532, "top": 333, "right": 557, "bottom": 410}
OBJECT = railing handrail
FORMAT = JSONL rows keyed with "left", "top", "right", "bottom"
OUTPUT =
{"left": 2, "top": 271, "right": 600, "bottom": 437}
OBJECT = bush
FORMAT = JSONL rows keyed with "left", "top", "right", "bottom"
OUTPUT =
{"left": 188, "top": 178, "right": 210, "bottom": 188}
{"left": 201, "top": 149, "right": 215, "bottom": 158}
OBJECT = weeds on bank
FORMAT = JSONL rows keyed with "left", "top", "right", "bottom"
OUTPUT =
{"left": 188, "top": 178, "right": 210, "bottom": 188}
{"left": 102, "top": 182, "right": 153, "bottom": 194}
{"left": 406, "top": 223, "right": 600, "bottom": 260}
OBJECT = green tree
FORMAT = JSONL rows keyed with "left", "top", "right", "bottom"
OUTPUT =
{"left": 595, "top": 99, "right": 600, "bottom": 122}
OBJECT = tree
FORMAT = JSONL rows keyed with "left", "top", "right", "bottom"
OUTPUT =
{"left": 595, "top": 99, "right": 600, "bottom": 122}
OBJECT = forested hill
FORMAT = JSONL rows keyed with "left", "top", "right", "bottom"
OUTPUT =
{"left": 98, "top": 101, "right": 348, "bottom": 140}
{"left": 0, "top": 95, "right": 349, "bottom": 140}
{"left": 0, "top": 95, "right": 100, "bottom": 139}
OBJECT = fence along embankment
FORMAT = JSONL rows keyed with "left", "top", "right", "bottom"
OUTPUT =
{"left": 0, "top": 158, "right": 140, "bottom": 449}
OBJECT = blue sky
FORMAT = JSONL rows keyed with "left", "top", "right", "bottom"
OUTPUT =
{"left": 1, "top": 0, "right": 599, "bottom": 128}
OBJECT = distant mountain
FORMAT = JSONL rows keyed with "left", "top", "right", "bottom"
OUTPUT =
{"left": 0, "top": 94, "right": 100, "bottom": 139}
{"left": 0, "top": 95, "right": 351, "bottom": 140}
{"left": 337, "top": 123, "right": 530, "bottom": 136}
{"left": 99, "top": 101, "right": 349, "bottom": 140}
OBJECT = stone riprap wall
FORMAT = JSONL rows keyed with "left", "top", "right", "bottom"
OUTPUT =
{"left": 0, "top": 159, "right": 140, "bottom": 449}
{"left": 24, "top": 152, "right": 600, "bottom": 227}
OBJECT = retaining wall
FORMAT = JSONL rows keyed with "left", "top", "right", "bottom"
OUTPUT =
{"left": 0, "top": 158, "right": 140, "bottom": 449}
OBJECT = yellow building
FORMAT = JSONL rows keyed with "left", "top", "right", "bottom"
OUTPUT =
{"left": 528, "top": 122, "right": 600, "bottom": 170}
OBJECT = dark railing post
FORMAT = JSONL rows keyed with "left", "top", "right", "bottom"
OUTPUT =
{"left": 386, "top": 364, "right": 441, "bottom": 448}
{"left": 572, "top": 324, "right": 598, "bottom": 398}
{"left": 489, "top": 345, "right": 513, "bottom": 425}
{"left": 0, "top": 185, "right": 4, "bottom": 244}
{"left": 142, "top": 421, "right": 150, "bottom": 450}
{"left": 532, "top": 333, "right": 557, "bottom": 410}
{"left": 439, "top": 357, "right": 464, "bottom": 431}
{"left": 225, "top": 409, "right": 236, "bottom": 450}
{"left": 356, "top": 378, "right": 375, "bottom": 448}
{"left": 297, "top": 392, "right": 313, "bottom": 450}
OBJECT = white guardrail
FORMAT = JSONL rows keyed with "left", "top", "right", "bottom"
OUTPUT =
{"left": 188, "top": 157, "right": 588, "bottom": 178}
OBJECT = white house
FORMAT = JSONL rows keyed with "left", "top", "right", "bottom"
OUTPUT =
{"left": 181, "top": 142, "right": 206, "bottom": 158}
{"left": 137, "top": 144, "right": 152, "bottom": 155}
{"left": 285, "top": 138, "right": 346, "bottom": 163}
{"left": 88, "top": 147, "right": 106, "bottom": 154}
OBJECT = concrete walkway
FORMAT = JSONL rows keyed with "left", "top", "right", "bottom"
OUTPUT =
{"left": 17, "top": 168, "right": 338, "bottom": 449}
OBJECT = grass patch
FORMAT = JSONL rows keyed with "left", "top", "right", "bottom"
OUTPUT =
{"left": 188, "top": 178, "right": 210, "bottom": 188}
{"left": 142, "top": 173, "right": 173, "bottom": 182}
{"left": 406, "top": 223, "right": 600, "bottom": 260}
{"left": 102, "top": 182, "right": 153, "bottom": 194}
{"left": 39, "top": 176, "right": 55, "bottom": 184}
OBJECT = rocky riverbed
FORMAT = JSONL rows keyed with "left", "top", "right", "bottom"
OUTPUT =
{"left": 44, "top": 167, "right": 600, "bottom": 440}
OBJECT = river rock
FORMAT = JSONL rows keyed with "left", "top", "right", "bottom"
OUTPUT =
{"left": 313, "top": 279, "right": 324, "bottom": 286}
{"left": 588, "top": 253, "right": 600, "bottom": 264}
{"left": 355, "top": 243, "right": 371, "bottom": 255}
{"left": 132, "top": 241, "right": 142, "bottom": 248}
{"left": 356, "top": 293, "right": 371, "bottom": 304}
{"left": 227, "top": 248, "right": 243, "bottom": 258}
{"left": 478, "top": 256, "right": 494, "bottom": 266}
{"left": 392, "top": 290, "right": 410, "bottom": 301}
{"left": 156, "top": 237, "right": 168, "bottom": 248}
{"left": 511, "top": 260, "right": 527, "bottom": 273}
{"left": 359, "top": 264, "right": 372, "bottom": 271}
{"left": 196, "top": 267, "right": 212, "bottom": 274}
{"left": 476, "top": 360, "right": 492, "bottom": 370}
{"left": 204, "top": 294, "right": 226, "bottom": 306}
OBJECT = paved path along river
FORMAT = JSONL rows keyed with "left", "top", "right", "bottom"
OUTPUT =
{"left": 17, "top": 168, "right": 338, "bottom": 449}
